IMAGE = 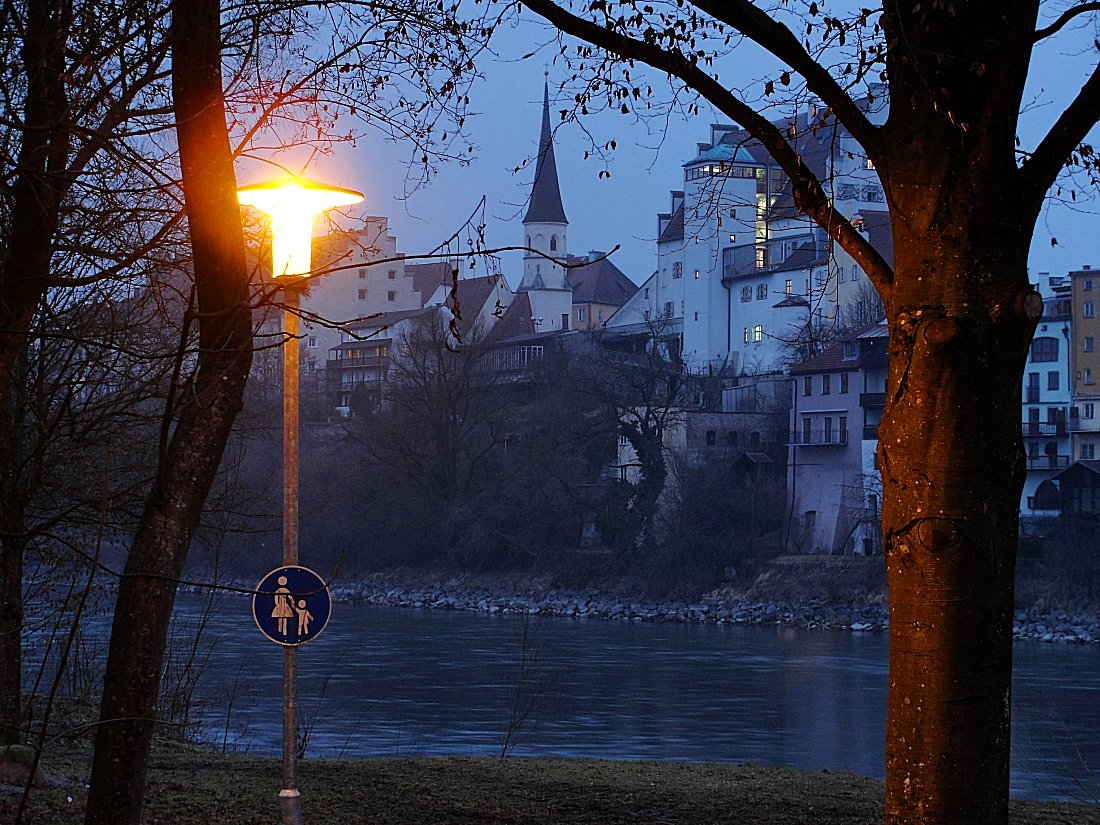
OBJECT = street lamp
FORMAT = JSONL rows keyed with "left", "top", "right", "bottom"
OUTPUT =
{"left": 238, "top": 176, "right": 363, "bottom": 825}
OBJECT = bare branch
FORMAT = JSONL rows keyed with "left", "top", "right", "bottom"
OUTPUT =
{"left": 1021, "top": 59, "right": 1100, "bottom": 197}
{"left": 1033, "top": 2, "right": 1100, "bottom": 41}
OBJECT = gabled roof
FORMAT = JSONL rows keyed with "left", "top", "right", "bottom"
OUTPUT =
{"left": 406, "top": 261, "right": 457, "bottom": 303}
{"left": 441, "top": 274, "right": 506, "bottom": 336}
{"left": 772, "top": 295, "right": 810, "bottom": 309}
{"left": 486, "top": 291, "right": 536, "bottom": 344}
{"left": 685, "top": 142, "right": 757, "bottom": 166}
{"left": 566, "top": 256, "right": 638, "bottom": 306}
{"left": 344, "top": 306, "right": 433, "bottom": 335}
{"left": 522, "top": 82, "right": 568, "bottom": 226}
{"left": 789, "top": 321, "right": 882, "bottom": 375}
{"left": 1052, "top": 460, "right": 1100, "bottom": 483}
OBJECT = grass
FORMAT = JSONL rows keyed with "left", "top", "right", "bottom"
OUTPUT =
{"left": 4, "top": 735, "right": 1100, "bottom": 824}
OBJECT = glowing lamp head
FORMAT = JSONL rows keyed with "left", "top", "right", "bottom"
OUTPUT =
{"left": 238, "top": 177, "right": 363, "bottom": 278}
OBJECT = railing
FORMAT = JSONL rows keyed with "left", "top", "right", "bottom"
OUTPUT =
{"left": 1025, "top": 455, "right": 1069, "bottom": 470}
{"left": 327, "top": 355, "right": 387, "bottom": 369}
{"left": 1026, "top": 496, "right": 1061, "bottom": 511}
{"left": 860, "top": 392, "right": 886, "bottom": 408}
{"left": 1022, "top": 422, "right": 1066, "bottom": 437}
{"left": 721, "top": 231, "right": 824, "bottom": 281}
{"left": 789, "top": 429, "right": 849, "bottom": 446}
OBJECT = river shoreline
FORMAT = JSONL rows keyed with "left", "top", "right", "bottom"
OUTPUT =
{"left": 321, "top": 568, "right": 1100, "bottom": 644}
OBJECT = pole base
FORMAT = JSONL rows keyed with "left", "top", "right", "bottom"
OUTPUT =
{"left": 278, "top": 788, "right": 300, "bottom": 825}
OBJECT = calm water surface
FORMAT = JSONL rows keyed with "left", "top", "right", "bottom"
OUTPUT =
{"left": 162, "top": 594, "right": 1100, "bottom": 802}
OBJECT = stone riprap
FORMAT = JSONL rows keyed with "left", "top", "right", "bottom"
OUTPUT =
{"left": 319, "top": 576, "right": 1100, "bottom": 643}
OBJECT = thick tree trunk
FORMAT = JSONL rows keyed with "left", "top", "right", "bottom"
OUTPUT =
{"left": 82, "top": 1, "right": 252, "bottom": 823}
{"left": 880, "top": 229, "right": 1040, "bottom": 824}
{"left": 0, "top": 0, "right": 72, "bottom": 746}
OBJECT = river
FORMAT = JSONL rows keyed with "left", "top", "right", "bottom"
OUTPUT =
{"left": 137, "top": 593, "right": 1099, "bottom": 803}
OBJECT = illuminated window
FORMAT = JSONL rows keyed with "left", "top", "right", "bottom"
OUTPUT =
{"left": 752, "top": 324, "right": 763, "bottom": 342}
{"left": 695, "top": 269, "right": 701, "bottom": 279}
{"left": 743, "top": 327, "right": 750, "bottom": 344}
{"left": 785, "top": 279, "right": 793, "bottom": 294}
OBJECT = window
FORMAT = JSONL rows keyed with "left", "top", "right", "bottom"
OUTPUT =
{"left": 756, "top": 284, "right": 768, "bottom": 300}
{"left": 387, "top": 291, "right": 396, "bottom": 301}
{"left": 388, "top": 269, "right": 397, "bottom": 280}
{"left": 839, "top": 416, "right": 847, "bottom": 442}
{"left": 664, "top": 301, "right": 675, "bottom": 317}
{"left": 1086, "top": 336, "right": 1096, "bottom": 352}
{"left": 577, "top": 307, "right": 586, "bottom": 321}
{"left": 741, "top": 286, "right": 752, "bottom": 302}
{"left": 644, "top": 287, "right": 650, "bottom": 299}
{"left": 803, "top": 376, "right": 812, "bottom": 396}
{"left": 839, "top": 267, "right": 847, "bottom": 283}
{"left": 862, "top": 184, "right": 885, "bottom": 202}
{"left": 307, "top": 336, "right": 317, "bottom": 348}
{"left": 519, "top": 345, "right": 544, "bottom": 366}
{"left": 824, "top": 417, "right": 834, "bottom": 443}
{"left": 693, "top": 312, "right": 699, "bottom": 321}
{"left": 1030, "top": 336, "right": 1059, "bottom": 362}
{"left": 706, "top": 430, "right": 716, "bottom": 446}
{"left": 597, "top": 309, "right": 604, "bottom": 321}
{"left": 1085, "top": 403, "right": 1096, "bottom": 419}
{"left": 694, "top": 269, "right": 701, "bottom": 279}
{"left": 843, "top": 341, "right": 857, "bottom": 359}
{"left": 727, "top": 431, "right": 738, "bottom": 447}
{"left": 358, "top": 269, "right": 367, "bottom": 279}
{"left": 618, "top": 434, "right": 628, "bottom": 447}
{"left": 358, "top": 289, "right": 366, "bottom": 300}
{"left": 1048, "top": 371, "right": 1059, "bottom": 391}
{"left": 822, "top": 374, "right": 831, "bottom": 395}
{"left": 549, "top": 235, "right": 557, "bottom": 251}
{"left": 1085, "top": 301, "right": 1096, "bottom": 318}
{"left": 752, "top": 324, "right": 763, "bottom": 342}
{"left": 785, "top": 279, "right": 793, "bottom": 294}
{"left": 840, "top": 373, "right": 849, "bottom": 394}
{"left": 743, "top": 327, "right": 750, "bottom": 344}
{"left": 1086, "top": 368, "right": 1095, "bottom": 385}
{"left": 619, "top": 466, "right": 628, "bottom": 481}
{"left": 802, "top": 417, "right": 812, "bottom": 443}
{"left": 836, "top": 182, "right": 859, "bottom": 200}
{"left": 562, "top": 313, "right": 569, "bottom": 330}
{"left": 672, "top": 262, "right": 683, "bottom": 279}
{"left": 1082, "top": 444, "right": 1096, "bottom": 460}
{"left": 1086, "top": 279, "right": 1094, "bottom": 291}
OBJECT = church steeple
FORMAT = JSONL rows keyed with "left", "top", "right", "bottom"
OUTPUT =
{"left": 520, "top": 78, "right": 570, "bottom": 299}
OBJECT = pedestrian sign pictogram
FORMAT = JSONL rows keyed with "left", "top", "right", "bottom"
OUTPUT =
{"left": 253, "top": 565, "right": 332, "bottom": 646}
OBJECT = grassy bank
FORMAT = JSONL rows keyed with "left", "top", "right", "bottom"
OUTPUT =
{"left": 4, "top": 736, "right": 1099, "bottom": 824}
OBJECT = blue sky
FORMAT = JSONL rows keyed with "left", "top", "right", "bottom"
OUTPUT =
{"left": 267, "top": 11, "right": 1100, "bottom": 291}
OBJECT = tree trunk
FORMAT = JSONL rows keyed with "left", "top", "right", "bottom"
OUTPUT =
{"left": 83, "top": 1, "right": 252, "bottom": 822}
{"left": 0, "top": 0, "right": 73, "bottom": 746}
{"left": 880, "top": 223, "right": 1040, "bottom": 824}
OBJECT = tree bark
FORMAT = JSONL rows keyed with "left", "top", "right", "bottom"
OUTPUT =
{"left": 879, "top": 211, "right": 1040, "bottom": 823}
{"left": 0, "top": 0, "right": 73, "bottom": 746}
{"left": 83, "top": 1, "right": 252, "bottom": 822}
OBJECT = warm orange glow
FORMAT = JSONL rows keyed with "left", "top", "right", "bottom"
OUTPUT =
{"left": 238, "top": 177, "right": 363, "bottom": 278}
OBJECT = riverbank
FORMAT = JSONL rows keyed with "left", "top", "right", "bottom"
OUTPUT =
{"left": 5, "top": 735, "right": 1099, "bottom": 824}
{"left": 324, "top": 557, "right": 1100, "bottom": 644}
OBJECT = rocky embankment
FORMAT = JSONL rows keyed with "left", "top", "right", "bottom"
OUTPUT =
{"left": 327, "top": 567, "right": 1100, "bottom": 644}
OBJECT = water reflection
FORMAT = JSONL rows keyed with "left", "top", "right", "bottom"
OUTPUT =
{"left": 163, "top": 596, "right": 1099, "bottom": 802}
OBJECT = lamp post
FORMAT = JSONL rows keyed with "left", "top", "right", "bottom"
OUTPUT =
{"left": 238, "top": 176, "right": 363, "bottom": 825}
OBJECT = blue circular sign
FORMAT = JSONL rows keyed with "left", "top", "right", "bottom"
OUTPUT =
{"left": 253, "top": 565, "right": 332, "bottom": 646}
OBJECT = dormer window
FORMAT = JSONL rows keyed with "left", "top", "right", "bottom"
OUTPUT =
{"left": 843, "top": 341, "right": 858, "bottom": 359}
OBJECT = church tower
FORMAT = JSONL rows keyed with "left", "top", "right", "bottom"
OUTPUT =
{"left": 519, "top": 79, "right": 573, "bottom": 331}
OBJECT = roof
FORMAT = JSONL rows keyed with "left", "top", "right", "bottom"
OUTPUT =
{"left": 486, "top": 291, "right": 536, "bottom": 344}
{"left": 406, "top": 261, "right": 457, "bottom": 303}
{"left": 1052, "top": 460, "right": 1100, "bottom": 482}
{"left": 788, "top": 321, "right": 882, "bottom": 375}
{"left": 772, "top": 295, "right": 810, "bottom": 309}
{"left": 566, "top": 256, "right": 639, "bottom": 306}
{"left": 658, "top": 204, "right": 685, "bottom": 244}
{"left": 345, "top": 306, "right": 431, "bottom": 333}
{"left": 522, "top": 82, "right": 568, "bottom": 225}
{"left": 685, "top": 142, "right": 757, "bottom": 166}
{"left": 442, "top": 274, "right": 505, "bottom": 335}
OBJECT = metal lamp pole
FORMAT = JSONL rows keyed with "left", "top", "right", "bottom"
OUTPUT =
{"left": 238, "top": 177, "right": 363, "bottom": 825}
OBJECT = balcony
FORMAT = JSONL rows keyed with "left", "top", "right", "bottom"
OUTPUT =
{"left": 721, "top": 231, "right": 825, "bottom": 281}
{"left": 789, "top": 429, "right": 849, "bottom": 446}
{"left": 1022, "top": 422, "right": 1066, "bottom": 437}
{"left": 862, "top": 424, "right": 880, "bottom": 441}
{"left": 327, "top": 355, "right": 388, "bottom": 369}
{"left": 1025, "top": 455, "right": 1069, "bottom": 471}
{"left": 860, "top": 392, "right": 886, "bottom": 409}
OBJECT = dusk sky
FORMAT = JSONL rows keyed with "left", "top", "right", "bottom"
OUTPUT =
{"left": 245, "top": 10, "right": 1100, "bottom": 292}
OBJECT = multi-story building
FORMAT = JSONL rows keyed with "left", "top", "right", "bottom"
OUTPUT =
{"left": 1069, "top": 265, "right": 1100, "bottom": 464}
{"left": 786, "top": 323, "right": 886, "bottom": 554}
{"left": 608, "top": 102, "right": 892, "bottom": 377}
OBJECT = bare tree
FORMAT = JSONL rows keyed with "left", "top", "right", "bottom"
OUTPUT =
{"left": 500, "top": 1, "right": 1100, "bottom": 822}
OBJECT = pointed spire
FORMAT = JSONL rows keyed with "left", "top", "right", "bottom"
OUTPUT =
{"left": 523, "top": 80, "right": 568, "bottom": 225}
